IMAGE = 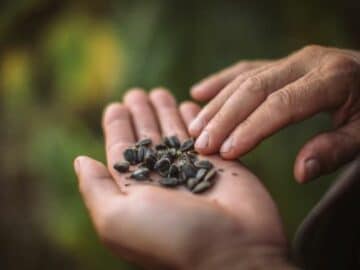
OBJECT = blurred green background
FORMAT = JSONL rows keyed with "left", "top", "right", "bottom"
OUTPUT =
{"left": 0, "top": 0, "right": 359, "bottom": 269}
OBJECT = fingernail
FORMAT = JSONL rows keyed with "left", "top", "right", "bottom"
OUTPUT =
{"left": 191, "top": 82, "right": 204, "bottom": 92}
{"left": 189, "top": 117, "right": 205, "bottom": 134}
{"left": 305, "top": 158, "right": 321, "bottom": 180}
{"left": 221, "top": 137, "right": 233, "bottom": 153}
{"left": 74, "top": 157, "right": 82, "bottom": 174}
{"left": 195, "top": 131, "right": 209, "bottom": 149}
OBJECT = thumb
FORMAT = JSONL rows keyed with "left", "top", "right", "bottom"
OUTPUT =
{"left": 74, "top": 156, "right": 121, "bottom": 214}
{"left": 294, "top": 120, "right": 360, "bottom": 183}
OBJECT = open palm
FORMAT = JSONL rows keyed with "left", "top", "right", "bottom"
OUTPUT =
{"left": 74, "top": 89, "right": 292, "bottom": 269}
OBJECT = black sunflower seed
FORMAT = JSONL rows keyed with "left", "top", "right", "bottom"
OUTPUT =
{"left": 204, "top": 168, "right": 217, "bottom": 182}
{"left": 192, "top": 180, "right": 213, "bottom": 193}
{"left": 168, "top": 135, "right": 181, "bottom": 149}
{"left": 168, "top": 164, "right": 179, "bottom": 178}
{"left": 130, "top": 167, "right": 150, "bottom": 181}
{"left": 195, "top": 168, "right": 208, "bottom": 181}
{"left": 181, "top": 163, "right": 198, "bottom": 179}
{"left": 159, "top": 177, "right": 179, "bottom": 187}
{"left": 135, "top": 138, "right": 152, "bottom": 147}
{"left": 186, "top": 177, "right": 201, "bottom": 190}
{"left": 180, "top": 138, "right": 194, "bottom": 152}
{"left": 143, "top": 151, "right": 157, "bottom": 170}
{"left": 137, "top": 146, "right": 147, "bottom": 163}
{"left": 154, "top": 158, "right": 171, "bottom": 173}
{"left": 124, "top": 148, "right": 139, "bottom": 165}
{"left": 155, "top": 143, "right": 167, "bottom": 151}
{"left": 113, "top": 161, "right": 130, "bottom": 173}
{"left": 194, "top": 160, "right": 213, "bottom": 170}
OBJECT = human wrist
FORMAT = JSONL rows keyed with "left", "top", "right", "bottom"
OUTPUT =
{"left": 185, "top": 244, "right": 300, "bottom": 270}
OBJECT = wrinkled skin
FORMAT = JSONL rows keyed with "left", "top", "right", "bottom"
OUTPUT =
{"left": 74, "top": 89, "right": 297, "bottom": 269}
{"left": 190, "top": 45, "right": 360, "bottom": 183}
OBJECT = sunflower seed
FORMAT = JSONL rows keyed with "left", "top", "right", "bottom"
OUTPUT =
{"left": 136, "top": 138, "right": 152, "bottom": 147}
{"left": 124, "top": 148, "right": 139, "bottom": 165}
{"left": 194, "top": 160, "right": 213, "bottom": 170}
{"left": 159, "top": 177, "right": 179, "bottom": 187}
{"left": 180, "top": 138, "right": 194, "bottom": 152}
{"left": 155, "top": 143, "right": 167, "bottom": 151}
{"left": 204, "top": 168, "right": 217, "bottom": 182}
{"left": 168, "top": 164, "right": 179, "bottom": 178}
{"left": 192, "top": 180, "right": 213, "bottom": 193}
{"left": 181, "top": 163, "right": 198, "bottom": 179}
{"left": 130, "top": 167, "right": 150, "bottom": 181}
{"left": 143, "top": 152, "right": 157, "bottom": 170}
{"left": 187, "top": 177, "right": 201, "bottom": 190}
{"left": 113, "top": 161, "right": 130, "bottom": 173}
{"left": 195, "top": 168, "right": 208, "bottom": 181}
{"left": 137, "top": 146, "right": 147, "bottom": 163}
{"left": 154, "top": 158, "right": 171, "bottom": 173}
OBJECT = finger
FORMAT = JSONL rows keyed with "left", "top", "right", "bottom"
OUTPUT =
{"left": 179, "top": 101, "right": 201, "bottom": 127}
{"left": 74, "top": 156, "right": 122, "bottom": 216}
{"left": 102, "top": 103, "right": 135, "bottom": 181}
{"left": 194, "top": 59, "right": 305, "bottom": 154}
{"left": 149, "top": 88, "right": 189, "bottom": 140}
{"left": 219, "top": 68, "right": 349, "bottom": 159}
{"left": 188, "top": 63, "right": 275, "bottom": 137}
{"left": 294, "top": 120, "right": 360, "bottom": 183}
{"left": 124, "top": 88, "right": 161, "bottom": 144}
{"left": 191, "top": 60, "right": 270, "bottom": 101}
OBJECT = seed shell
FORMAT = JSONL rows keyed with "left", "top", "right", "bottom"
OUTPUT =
{"left": 159, "top": 177, "right": 179, "bottom": 187}
{"left": 113, "top": 161, "right": 130, "bottom": 173}
{"left": 131, "top": 167, "right": 150, "bottom": 181}
{"left": 124, "top": 148, "right": 139, "bottom": 165}
{"left": 180, "top": 139, "right": 194, "bottom": 152}
{"left": 136, "top": 138, "right": 152, "bottom": 147}
{"left": 194, "top": 160, "right": 213, "bottom": 170}
{"left": 192, "top": 180, "right": 213, "bottom": 193}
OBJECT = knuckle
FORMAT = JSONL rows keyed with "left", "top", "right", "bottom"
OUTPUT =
{"left": 324, "top": 54, "right": 360, "bottom": 74}
{"left": 243, "top": 76, "right": 267, "bottom": 97}
{"left": 302, "top": 44, "right": 324, "bottom": 54}
{"left": 266, "top": 90, "right": 294, "bottom": 117}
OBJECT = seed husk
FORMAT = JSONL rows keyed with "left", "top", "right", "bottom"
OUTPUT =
{"left": 137, "top": 146, "right": 147, "bottom": 163}
{"left": 154, "top": 158, "right": 171, "bottom": 173}
{"left": 180, "top": 138, "right": 194, "bottom": 152}
{"left": 186, "top": 152, "right": 198, "bottom": 163}
{"left": 192, "top": 180, "right": 213, "bottom": 193}
{"left": 159, "top": 177, "right": 179, "bottom": 187}
{"left": 136, "top": 138, "right": 152, "bottom": 147}
{"left": 155, "top": 143, "right": 167, "bottom": 151}
{"left": 195, "top": 168, "right": 208, "bottom": 181}
{"left": 124, "top": 148, "right": 139, "bottom": 165}
{"left": 194, "top": 160, "right": 213, "bottom": 170}
{"left": 143, "top": 152, "right": 157, "bottom": 169}
{"left": 130, "top": 167, "right": 150, "bottom": 181}
{"left": 168, "top": 135, "right": 181, "bottom": 149}
{"left": 168, "top": 164, "right": 179, "bottom": 178}
{"left": 204, "top": 168, "right": 217, "bottom": 182}
{"left": 113, "top": 161, "right": 130, "bottom": 173}
{"left": 187, "top": 177, "right": 201, "bottom": 190}
{"left": 181, "top": 163, "right": 198, "bottom": 179}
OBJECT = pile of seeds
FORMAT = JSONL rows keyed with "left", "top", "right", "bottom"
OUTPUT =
{"left": 113, "top": 136, "right": 217, "bottom": 194}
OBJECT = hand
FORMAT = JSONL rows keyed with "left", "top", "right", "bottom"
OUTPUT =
{"left": 74, "top": 89, "right": 296, "bottom": 269}
{"left": 189, "top": 45, "right": 360, "bottom": 183}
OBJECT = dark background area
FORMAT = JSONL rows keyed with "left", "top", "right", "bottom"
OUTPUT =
{"left": 0, "top": 0, "right": 359, "bottom": 269}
